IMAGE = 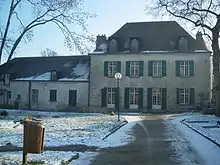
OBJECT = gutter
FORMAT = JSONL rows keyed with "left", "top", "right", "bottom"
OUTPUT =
{"left": 28, "top": 81, "right": 31, "bottom": 110}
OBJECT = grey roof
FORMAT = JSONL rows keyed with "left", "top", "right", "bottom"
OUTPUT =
{"left": 0, "top": 56, "right": 90, "bottom": 81}
{"left": 107, "top": 21, "right": 208, "bottom": 52}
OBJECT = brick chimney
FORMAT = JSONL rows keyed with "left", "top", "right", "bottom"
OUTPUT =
{"left": 96, "top": 35, "right": 108, "bottom": 51}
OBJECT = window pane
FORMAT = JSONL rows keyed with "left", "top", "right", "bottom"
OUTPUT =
{"left": 50, "top": 90, "right": 57, "bottom": 101}
{"left": 108, "top": 62, "right": 117, "bottom": 77}
{"left": 153, "top": 61, "right": 162, "bottom": 76}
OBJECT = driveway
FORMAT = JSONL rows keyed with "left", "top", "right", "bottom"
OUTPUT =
{"left": 91, "top": 115, "right": 203, "bottom": 165}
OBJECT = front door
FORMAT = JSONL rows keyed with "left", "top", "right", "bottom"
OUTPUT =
{"left": 152, "top": 88, "right": 162, "bottom": 109}
{"left": 129, "top": 88, "right": 139, "bottom": 109}
{"left": 69, "top": 90, "right": 77, "bottom": 107}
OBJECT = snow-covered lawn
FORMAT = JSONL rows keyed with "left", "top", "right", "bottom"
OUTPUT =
{"left": 164, "top": 113, "right": 220, "bottom": 165}
{"left": 0, "top": 110, "right": 141, "bottom": 165}
{"left": 0, "top": 110, "right": 126, "bottom": 147}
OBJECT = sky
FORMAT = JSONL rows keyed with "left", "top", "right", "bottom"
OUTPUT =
{"left": 0, "top": 0, "right": 198, "bottom": 64}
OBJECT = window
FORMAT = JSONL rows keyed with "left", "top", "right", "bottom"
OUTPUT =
{"left": 7, "top": 91, "right": 11, "bottom": 99}
{"left": 129, "top": 88, "right": 139, "bottom": 105}
{"left": 153, "top": 61, "right": 162, "bottom": 77}
{"left": 4, "top": 74, "right": 10, "bottom": 85}
{"left": 109, "top": 39, "right": 117, "bottom": 52}
{"left": 108, "top": 61, "right": 117, "bottom": 77}
{"left": 16, "top": 94, "right": 21, "bottom": 100}
{"left": 50, "top": 90, "right": 57, "bottom": 102}
{"left": 130, "top": 39, "right": 139, "bottom": 52}
{"left": 130, "top": 61, "right": 139, "bottom": 77}
{"left": 179, "top": 37, "right": 188, "bottom": 51}
{"left": 179, "top": 88, "right": 190, "bottom": 105}
{"left": 32, "top": 89, "right": 39, "bottom": 102}
{"left": 152, "top": 88, "right": 162, "bottom": 105}
{"left": 180, "top": 61, "right": 189, "bottom": 77}
{"left": 107, "top": 88, "right": 116, "bottom": 105}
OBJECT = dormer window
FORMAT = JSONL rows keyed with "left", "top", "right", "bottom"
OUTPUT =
{"left": 51, "top": 70, "right": 57, "bottom": 81}
{"left": 179, "top": 37, "right": 188, "bottom": 51}
{"left": 109, "top": 39, "right": 117, "bottom": 52}
{"left": 4, "top": 74, "right": 10, "bottom": 86}
{"left": 130, "top": 38, "right": 139, "bottom": 52}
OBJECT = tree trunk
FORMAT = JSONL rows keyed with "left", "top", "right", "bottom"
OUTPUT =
{"left": 212, "top": 27, "right": 220, "bottom": 116}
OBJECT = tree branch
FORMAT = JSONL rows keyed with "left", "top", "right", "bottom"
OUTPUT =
{"left": 13, "top": 11, "right": 25, "bottom": 28}
{"left": 192, "top": 7, "right": 218, "bottom": 17}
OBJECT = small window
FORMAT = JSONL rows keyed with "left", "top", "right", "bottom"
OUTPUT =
{"left": 51, "top": 71, "right": 57, "bottom": 80}
{"left": 179, "top": 37, "right": 188, "bottom": 51}
{"left": 153, "top": 61, "right": 162, "bottom": 77}
{"left": 32, "top": 89, "right": 39, "bottom": 102}
{"left": 50, "top": 90, "right": 57, "bottom": 102}
{"left": 16, "top": 94, "right": 21, "bottom": 101}
{"left": 130, "top": 61, "right": 139, "bottom": 77}
{"left": 108, "top": 61, "right": 117, "bottom": 77}
{"left": 130, "top": 39, "right": 139, "bottom": 52}
{"left": 7, "top": 91, "right": 11, "bottom": 99}
{"left": 4, "top": 74, "right": 10, "bottom": 85}
{"left": 109, "top": 39, "right": 117, "bottom": 52}
{"left": 179, "top": 88, "right": 190, "bottom": 105}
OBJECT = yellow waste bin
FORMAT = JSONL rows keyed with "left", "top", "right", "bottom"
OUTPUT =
{"left": 23, "top": 118, "right": 45, "bottom": 154}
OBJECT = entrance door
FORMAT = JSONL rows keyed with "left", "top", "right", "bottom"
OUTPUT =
{"left": 69, "top": 90, "right": 77, "bottom": 107}
{"left": 152, "top": 88, "right": 162, "bottom": 109}
{"left": 129, "top": 88, "right": 139, "bottom": 109}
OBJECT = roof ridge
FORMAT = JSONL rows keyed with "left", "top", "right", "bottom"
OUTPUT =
{"left": 126, "top": 20, "right": 176, "bottom": 24}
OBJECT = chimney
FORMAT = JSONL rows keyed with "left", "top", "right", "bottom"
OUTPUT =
{"left": 96, "top": 35, "right": 107, "bottom": 51}
{"left": 195, "top": 31, "right": 207, "bottom": 50}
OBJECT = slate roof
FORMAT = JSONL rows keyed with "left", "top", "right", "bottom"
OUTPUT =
{"left": 106, "top": 21, "right": 209, "bottom": 52}
{"left": 0, "top": 55, "right": 90, "bottom": 81}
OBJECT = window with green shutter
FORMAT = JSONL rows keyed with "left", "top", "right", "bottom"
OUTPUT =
{"left": 190, "top": 88, "right": 195, "bottom": 105}
{"left": 104, "top": 61, "right": 108, "bottom": 77}
{"left": 138, "top": 88, "right": 143, "bottom": 109}
{"left": 176, "top": 88, "right": 180, "bottom": 104}
{"left": 176, "top": 61, "right": 180, "bottom": 77}
{"left": 162, "top": 88, "right": 167, "bottom": 109}
{"left": 124, "top": 88, "right": 130, "bottom": 109}
{"left": 147, "top": 88, "right": 152, "bottom": 109}
{"left": 189, "top": 61, "right": 194, "bottom": 76}
{"left": 116, "top": 61, "right": 121, "bottom": 73}
{"left": 139, "top": 61, "right": 144, "bottom": 76}
{"left": 101, "top": 88, "right": 107, "bottom": 107}
{"left": 126, "top": 61, "right": 131, "bottom": 77}
{"left": 148, "top": 61, "right": 153, "bottom": 76}
{"left": 162, "top": 61, "right": 166, "bottom": 77}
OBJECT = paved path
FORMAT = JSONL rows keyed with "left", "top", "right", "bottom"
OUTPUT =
{"left": 91, "top": 115, "right": 203, "bottom": 165}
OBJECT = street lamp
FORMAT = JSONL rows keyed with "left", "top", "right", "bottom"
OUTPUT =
{"left": 114, "top": 72, "right": 122, "bottom": 122}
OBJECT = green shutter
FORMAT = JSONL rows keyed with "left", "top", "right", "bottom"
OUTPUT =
{"left": 162, "top": 61, "right": 166, "bottom": 77}
{"left": 176, "top": 61, "right": 180, "bottom": 76}
{"left": 138, "top": 88, "right": 143, "bottom": 109}
{"left": 126, "top": 61, "right": 131, "bottom": 77}
{"left": 124, "top": 88, "right": 129, "bottom": 109}
{"left": 162, "top": 88, "right": 167, "bottom": 110}
{"left": 189, "top": 61, "right": 194, "bottom": 76}
{"left": 101, "top": 88, "right": 107, "bottom": 107}
{"left": 147, "top": 88, "right": 152, "bottom": 109}
{"left": 115, "top": 87, "right": 119, "bottom": 109}
{"left": 176, "top": 88, "right": 180, "bottom": 104}
{"left": 139, "top": 61, "right": 144, "bottom": 76}
{"left": 190, "top": 88, "right": 195, "bottom": 105}
{"left": 104, "top": 61, "right": 108, "bottom": 77}
{"left": 116, "top": 61, "right": 121, "bottom": 73}
{"left": 148, "top": 61, "right": 153, "bottom": 76}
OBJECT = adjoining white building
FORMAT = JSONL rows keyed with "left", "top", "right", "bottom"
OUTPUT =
{"left": 0, "top": 21, "right": 212, "bottom": 112}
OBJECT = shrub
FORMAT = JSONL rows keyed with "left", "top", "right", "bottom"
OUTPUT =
{"left": 0, "top": 110, "right": 8, "bottom": 116}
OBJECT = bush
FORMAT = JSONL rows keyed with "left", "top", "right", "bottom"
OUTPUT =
{"left": 0, "top": 110, "right": 8, "bottom": 116}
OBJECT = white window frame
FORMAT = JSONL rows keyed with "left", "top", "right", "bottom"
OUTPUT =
{"left": 108, "top": 62, "right": 117, "bottom": 77}
{"left": 179, "top": 88, "right": 190, "bottom": 105}
{"left": 130, "top": 61, "right": 139, "bottom": 77}
{"left": 152, "top": 88, "right": 162, "bottom": 106}
{"left": 107, "top": 88, "right": 116, "bottom": 105}
{"left": 32, "top": 89, "right": 39, "bottom": 102}
{"left": 129, "top": 88, "right": 139, "bottom": 105}
{"left": 152, "top": 61, "right": 162, "bottom": 77}
{"left": 180, "top": 61, "right": 190, "bottom": 77}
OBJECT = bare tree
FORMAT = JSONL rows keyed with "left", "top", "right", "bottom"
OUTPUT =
{"left": 0, "top": 0, "right": 95, "bottom": 63}
{"left": 146, "top": 0, "right": 220, "bottom": 116}
{"left": 41, "top": 48, "right": 58, "bottom": 57}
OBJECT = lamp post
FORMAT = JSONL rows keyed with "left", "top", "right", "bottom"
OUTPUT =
{"left": 114, "top": 72, "right": 122, "bottom": 122}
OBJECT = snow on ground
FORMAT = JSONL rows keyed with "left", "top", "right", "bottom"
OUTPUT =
{"left": 0, "top": 110, "right": 125, "bottom": 147}
{"left": 0, "top": 151, "right": 97, "bottom": 165}
{"left": 164, "top": 113, "right": 220, "bottom": 165}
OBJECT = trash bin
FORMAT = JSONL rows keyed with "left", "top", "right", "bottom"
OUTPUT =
{"left": 23, "top": 118, "right": 45, "bottom": 154}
